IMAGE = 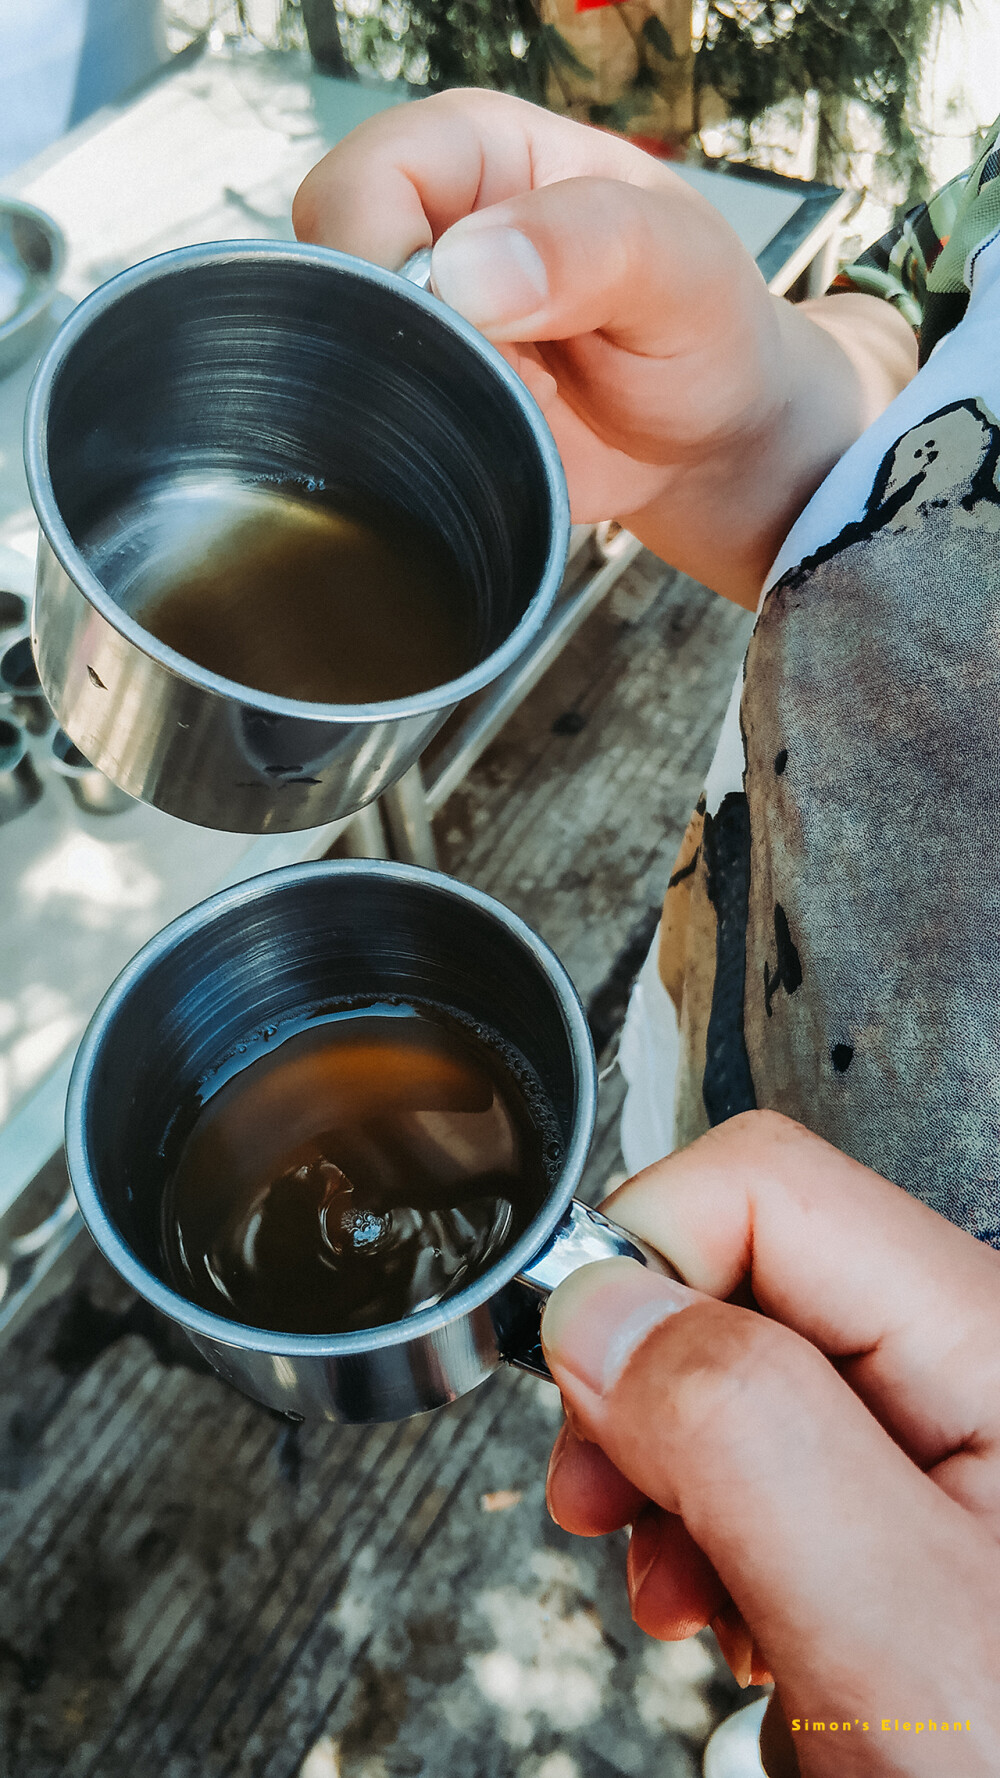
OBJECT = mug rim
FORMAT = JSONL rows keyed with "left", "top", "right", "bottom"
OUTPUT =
{"left": 65, "top": 859, "right": 598, "bottom": 1357}
{"left": 24, "top": 239, "right": 570, "bottom": 726}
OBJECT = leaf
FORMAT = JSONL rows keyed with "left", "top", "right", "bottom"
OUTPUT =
{"left": 641, "top": 14, "right": 678, "bottom": 60}
{"left": 540, "top": 23, "right": 596, "bottom": 79}
{"left": 589, "top": 92, "right": 647, "bottom": 132}
{"left": 480, "top": 1489, "right": 523, "bottom": 1512}
{"left": 630, "top": 62, "right": 659, "bottom": 93}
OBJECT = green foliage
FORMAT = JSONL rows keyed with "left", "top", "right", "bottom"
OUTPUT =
{"left": 641, "top": 14, "right": 678, "bottom": 61}
{"left": 538, "top": 21, "right": 594, "bottom": 83}
{"left": 290, "top": 0, "right": 955, "bottom": 202}
{"left": 697, "top": 0, "right": 959, "bottom": 195}
{"left": 568, "top": 4, "right": 688, "bottom": 136}
{"left": 341, "top": 0, "right": 549, "bottom": 100}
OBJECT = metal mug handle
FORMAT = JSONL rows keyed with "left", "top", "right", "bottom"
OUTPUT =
{"left": 399, "top": 247, "right": 434, "bottom": 291}
{"left": 499, "top": 1199, "right": 678, "bottom": 1381}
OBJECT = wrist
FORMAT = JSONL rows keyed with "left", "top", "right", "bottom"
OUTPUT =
{"left": 620, "top": 291, "right": 917, "bottom": 609}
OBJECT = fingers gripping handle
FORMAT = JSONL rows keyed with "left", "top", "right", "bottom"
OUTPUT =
{"left": 521, "top": 1199, "right": 673, "bottom": 1295}
{"left": 498, "top": 1199, "right": 677, "bottom": 1381}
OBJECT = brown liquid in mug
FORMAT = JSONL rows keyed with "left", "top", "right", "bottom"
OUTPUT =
{"left": 159, "top": 1003, "right": 560, "bottom": 1335}
{"left": 136, "top": 486, "right": 478, "bottom": 704}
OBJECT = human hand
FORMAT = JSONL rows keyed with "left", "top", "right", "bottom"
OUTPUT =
{"left": 541, "top": 1111, "right": 1000, "bottom": 1775}
{"left": 294, "top": 91, "right": 915, "bottom": 605}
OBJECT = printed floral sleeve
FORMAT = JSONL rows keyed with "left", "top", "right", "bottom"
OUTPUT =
{"left": 833, "top": 118, "right": 1000, "bottom": 363}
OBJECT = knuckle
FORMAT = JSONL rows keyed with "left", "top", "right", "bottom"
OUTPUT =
{"left": 725, "top": 1107, "right": 808, "bottom": 1149}
{"left": 704, "top": 1107, "right": 827, "bottom": 1177}
{"left": 654, "top": 1302, "right": 819, "bottom": 1462}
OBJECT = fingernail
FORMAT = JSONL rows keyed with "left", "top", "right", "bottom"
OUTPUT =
{"left": 712, "top": 1607, "right": 755, "bottom": 1689}
{"left": 561, "top": 1396, "right": 590, "bottom": 1442}
{"left": 431, "top": 223, "right": 547, "bottom": 328}
{"left": 749, "top": 1647, "right": 774, "bottom": 1687}
{"left": 541, "top": 1258, "right": 697, "bottom": 1397}
{"left": 544, "top": 1422, "right": 569, "bottom": 1519}
{"left": 626, "top": 1511, "right": 659, "bottom": 1605}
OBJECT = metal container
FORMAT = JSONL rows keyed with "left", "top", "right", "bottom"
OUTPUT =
{"left": 0, "top": 200, "right": 65, "bottom": 380}
{"left": 0, "top": 591, "right": 28, "bottom": 636}
{"left": 50, "top": 728, "right": 134, "bottom": 816}
{"left": 66, "top": 861, "right": 665, "bottom": 1424}
{"left": 26, "top": 241, "right": 569, "bottom": 834}
{"left": 0, "top": 635, "right": 53, "bottom": 736}
{"left": 0, "top": 716, "right": 42, "bottom": 824}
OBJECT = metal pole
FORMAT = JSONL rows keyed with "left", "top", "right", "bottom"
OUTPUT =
{"left": 380, "top": 763, "right": 438, "bottom": 868}
{"left": 338, "top": 800, "right": 391, "bottom": 859}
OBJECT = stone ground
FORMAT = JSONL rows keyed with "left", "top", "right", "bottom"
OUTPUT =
{"left": 0, "top": 550, "right": 762, "bottom": 1777}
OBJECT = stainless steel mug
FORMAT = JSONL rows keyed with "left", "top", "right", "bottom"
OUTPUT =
{"left": 0, "top": 715, "right": 42, "bottom": 825}
{"left": 0, "top": 591, "right": 27, "bottom": 636}
{"left": 25, "top": 240, "right": 569, "bottom": 833}
{"left": 0, "top": 634, "right": 53, "bottom": 736}
{"left": 66, "top": 860, "right": 665, "bottom": 1424}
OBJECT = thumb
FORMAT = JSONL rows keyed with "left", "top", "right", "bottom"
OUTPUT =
{"left": 540, "top": 1259, "right": 998, "bottom": 1719}
{"left": 430, "top": 175, "right": 761, "bottom": 354}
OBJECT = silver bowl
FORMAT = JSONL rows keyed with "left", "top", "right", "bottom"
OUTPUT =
{"left": 0, "top": 200, "right": 65, "bottom": 380}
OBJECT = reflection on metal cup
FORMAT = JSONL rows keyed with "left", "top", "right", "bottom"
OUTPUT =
{"left": 0, "top": 590, "right": 27, "bottom": 636}
{"left": 0, "top": 635, "right": 52, "bottom": 736}
{"left": 27, "top": 241, "right": 569, "bottom": 834}
{"left": 50, "top": 728, "right": 134, "bottom": 816}
{"left": 65, "top": 861, "right": 664, "bottom": 1425}
{"left": 0, "top": 715, "right": 42, "bottom": 824}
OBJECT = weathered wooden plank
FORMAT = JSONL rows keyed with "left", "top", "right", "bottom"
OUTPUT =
{"left": 436, "top": 557, "right": 752, "bottom": 1010}
{"left": 0, "top": 556, "right": 758, "bottom": 1776}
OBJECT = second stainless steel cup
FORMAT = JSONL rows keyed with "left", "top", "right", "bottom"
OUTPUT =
{"left": 66, "top": 861, "right": 665, "bottom": 1424}
{"left": 25, "top": 242, "right": 569, "bottom": 833}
